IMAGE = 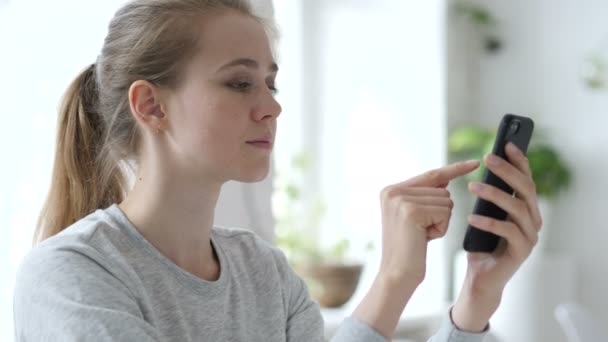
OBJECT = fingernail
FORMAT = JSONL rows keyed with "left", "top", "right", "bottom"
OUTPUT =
{"left": 469, "top": 182, "right": 484, "bottom": 192}
{"left": 507, "top": 142, "right": 521, "bottom": 154}
{"left": 486, "top": 154, "right": 500, "bottom": 166}
{"left": 465, "top": 159, "right": 480, "bottom": 165}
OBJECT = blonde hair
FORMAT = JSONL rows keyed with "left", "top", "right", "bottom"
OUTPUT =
{"left": 35, "top": 0, "right": 261, "bottom": 244}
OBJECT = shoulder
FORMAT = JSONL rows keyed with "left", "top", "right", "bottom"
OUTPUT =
{"left": 15, "top": 208, "right": 134, "bottom": 297}
{"left": 13, "top": 209, "right": 147, "bottom": 340}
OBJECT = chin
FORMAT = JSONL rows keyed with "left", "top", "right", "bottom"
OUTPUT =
{"left": 238, "top": 174, "right": 269, "bottom": 183}
{"left": 237, "top": 166, "right": 270, "bottom": 183}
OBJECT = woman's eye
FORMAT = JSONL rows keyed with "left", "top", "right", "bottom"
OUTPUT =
{"left": 268, "top": 85, "right": 279, "bottom": 95}
{"left": 228, "top": 81, "right": 252, "bottom": 91}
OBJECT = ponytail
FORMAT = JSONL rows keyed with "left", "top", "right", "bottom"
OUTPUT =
{"left": 34, "top": 64, "right": 127, "bottom": 244}
{"left": 35, "top": 0, "right": 261, "bottom": 244}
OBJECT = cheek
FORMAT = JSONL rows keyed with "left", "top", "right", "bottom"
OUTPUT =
{"left": 182, "top": 96, "right": 247, "bottom": 158}
{"left": 170, "top": 79, "right": 253, "bottom": 166}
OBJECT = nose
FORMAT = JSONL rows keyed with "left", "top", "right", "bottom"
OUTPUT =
{"left": 252, "top": 88, "right": 282, "bottom": 122}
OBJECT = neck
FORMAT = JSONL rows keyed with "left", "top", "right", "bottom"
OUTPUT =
{"left": 118, "top": 165, "right": 223, "bottom": 281}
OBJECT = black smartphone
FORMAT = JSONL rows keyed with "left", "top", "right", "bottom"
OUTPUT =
{"left": 463, "top": 114, "right": 535, "bottom": 253}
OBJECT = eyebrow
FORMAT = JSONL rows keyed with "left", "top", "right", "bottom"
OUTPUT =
{"left": 218, "top": 58, "right": 279, "bottom": 73}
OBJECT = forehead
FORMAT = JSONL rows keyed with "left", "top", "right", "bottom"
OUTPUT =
{"left": 195, "top": 11, "right": 274, "bottom": 68}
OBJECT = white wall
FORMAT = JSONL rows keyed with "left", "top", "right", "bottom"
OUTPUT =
{"left": 214, "top": 179, "right": 274, "bottom": 242}
{"left": 449, "top": 0, "right": 608, "bottom": 326}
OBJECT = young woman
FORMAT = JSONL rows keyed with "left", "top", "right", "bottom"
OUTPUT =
{"left": 13, "top": 1, "right": 543, "bottom": 341}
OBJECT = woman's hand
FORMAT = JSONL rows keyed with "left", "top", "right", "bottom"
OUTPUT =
{"left": 378, "top": 159, "right": 480, "bottom": 285}
{"left": 353, "top": 159, "right": 480, "bottom": 339}
{"left": 452, "top": 142, "right": 543, "bottom": 332}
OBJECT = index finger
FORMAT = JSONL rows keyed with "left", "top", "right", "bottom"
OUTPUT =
{"left": 400, "top": 160, "right": 480, "bottom": 188}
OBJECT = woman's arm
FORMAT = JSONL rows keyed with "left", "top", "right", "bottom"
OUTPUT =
{"left": 351, "top": 160, "right": 481, "bottom": 340}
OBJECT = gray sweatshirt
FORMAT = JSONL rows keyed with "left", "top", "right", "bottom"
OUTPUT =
{"left": 13, "top": 204, "right": 487, "bottom": 341}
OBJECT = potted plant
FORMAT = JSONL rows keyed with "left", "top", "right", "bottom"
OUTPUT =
{"left": 452, "top": 1, "right": 503, "bottom": 53}
{"left": 272, "top": 151, "right": 372, "bottom": 308}
{"left": 448, "top": 123, "right": 572, "bottom": 250}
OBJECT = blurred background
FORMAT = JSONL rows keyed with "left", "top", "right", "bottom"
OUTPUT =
{"left": 1, "top": 0, "right": 606, "bottom": 341}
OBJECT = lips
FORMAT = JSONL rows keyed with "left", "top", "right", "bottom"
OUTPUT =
{"left": 246, "top": 134, "right": 273, "bottom": 149}
{"left": 246, "top": 134, "right": 273, "bottom": 144}
{"left": 247, "top": 138, "right": 271, "bottom": 143}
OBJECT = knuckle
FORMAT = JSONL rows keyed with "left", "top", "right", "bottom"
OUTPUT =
{"left": 433, "top": 229, "right": 447, "bottom": 240}
{"left": 531, "top": 234, "right": 539, "bottom": 246}
{"left": 485, "top": 185, "right": 498, "bottom": 198}
{"left": 508, "top": 221, "right": 520, "bottom": 234}
{"left": 380, "top": 186, "right": 395, "bottom": 201}
{"left": 515, "top": 201, "right": 528, "bottom": 215}
{"left": 536, "top": 216, "right": 544, "bottom": 230}
{"left": 515, "top": 249, "right": 529, "bottom": 263}
{"left": 398, "top": 202, "right": 416, "bottom": 217}
{"left": 444, "top": 204, "right": 453, "bottom": 214}
{"left": 528, "top": 180, "right": 537, "bottom": 195}
{"left": 380, "top": 186, "right": 389, "bottom": 199}
{"left": 524, "top": 241, "right": 535, "bottom": 257}
{"left": 531, "top": 183, "right": 537, "bottom": 195}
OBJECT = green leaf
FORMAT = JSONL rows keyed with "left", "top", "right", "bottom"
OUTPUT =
{"left": 471, "top": 8, "right": 492, "bottom": 26}
{"left": 291, "top": 151, "right": 312, "bottom": 171}
{"left": 583, "top": 54, "right": 608, "bottom": 90}
{"left": 285, "top": 184, "right": 300, "bottom": 200}
{"left": 365, "top": 240, "right": 375, "bottom": 252}
{"left": 527, "top": 145, "right": 572, "bottom": 198}
{"left": 329, "top": 238, "right": 350, "bottom": 260}
{"left": 452, "top": 2, "right": 496, "bottom": 27}
{"left": 448, "top": 126, "right": 494, "bottom": 155}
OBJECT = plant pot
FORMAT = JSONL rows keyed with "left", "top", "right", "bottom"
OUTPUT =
{"left": 295, "top": 262, "right": 363, "bottom": 308}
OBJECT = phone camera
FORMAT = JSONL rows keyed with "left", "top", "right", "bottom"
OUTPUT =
{"left": 508, "top": 120, "right": 520, "bottom": 135}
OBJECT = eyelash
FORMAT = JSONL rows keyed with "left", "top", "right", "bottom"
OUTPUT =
{"left": 227, "top": 81, "right": 278, "bottom": 95}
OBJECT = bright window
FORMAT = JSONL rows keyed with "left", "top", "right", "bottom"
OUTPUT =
{"left": 0, "top": 1, "right": 128, "bottom": 339}
{"left": 273, "top": 0, "right": 450, "bottom": 319}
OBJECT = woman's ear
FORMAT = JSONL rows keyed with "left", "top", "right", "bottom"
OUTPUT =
{"left": 128, "top": 80, "right": 167, "bottom": 132}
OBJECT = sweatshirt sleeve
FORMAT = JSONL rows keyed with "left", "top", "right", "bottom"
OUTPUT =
{"left": 332, "top": 308, "right": 490, "bottom": 342}
{"left": 13, "top": 243, "right": 164, "bottom": 342}
{"left": 331, "top": 316, "right": 387, "bottom": 342}
{"left": 426, "top": 308, "right": 489, "bottom": 342}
